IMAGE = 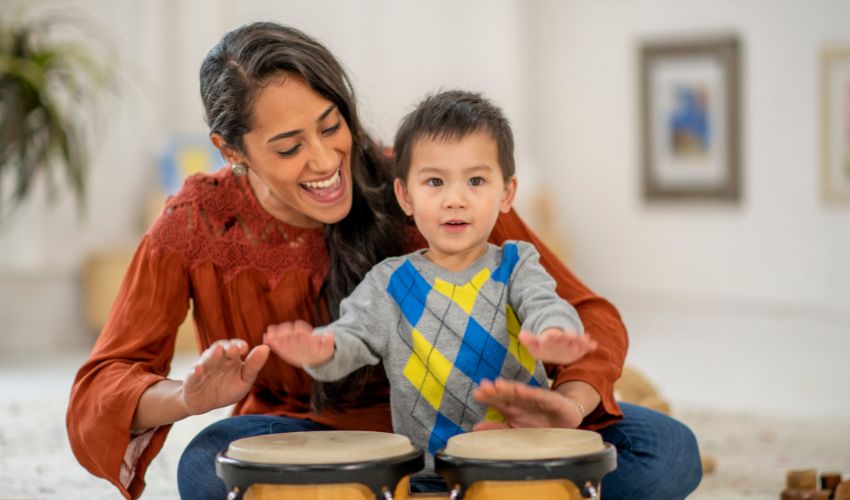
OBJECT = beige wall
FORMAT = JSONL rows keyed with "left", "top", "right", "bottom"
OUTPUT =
{"left": 523, "top": 0, "right": 850, "bottom": 417}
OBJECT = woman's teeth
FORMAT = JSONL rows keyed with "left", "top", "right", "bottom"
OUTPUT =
{"left": 302, "top": 169, "right": 340, "bottom": 190}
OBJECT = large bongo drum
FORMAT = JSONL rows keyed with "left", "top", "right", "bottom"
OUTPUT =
{"left": 434, "top": 428, "right": 616, "bottom": 500}
{"left": 215, "top": 431, "right": 424, "bottom": 500}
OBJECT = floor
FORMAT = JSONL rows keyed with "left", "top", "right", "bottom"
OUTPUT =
{"left": 1, "top": 350, "right": 849, "bottom": 499}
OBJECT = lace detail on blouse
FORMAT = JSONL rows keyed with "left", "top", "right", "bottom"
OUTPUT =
{"left": 120, "top": 428, "right": 155, "bottom": 489}
{"left": 148, "top": 168, "right": 328, "bottom": 289}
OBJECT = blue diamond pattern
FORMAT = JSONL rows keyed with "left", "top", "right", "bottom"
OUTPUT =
{"left": 455, "top": 317, "right": 506, "bottom": 383}
{"left": 491, "top": 242, "right": 519, "bottom": 284}
{"left": 428, "top": 413, "right": 466, "bottom": 455}
{"left": 387, "top": 260, "right": 432, "bottom": 326}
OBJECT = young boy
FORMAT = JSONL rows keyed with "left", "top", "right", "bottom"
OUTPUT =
{"left": 264, "top": 90, "right": 597, "bottom": 464}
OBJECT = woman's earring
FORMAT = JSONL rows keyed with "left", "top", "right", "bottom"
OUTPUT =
{"left": 231, "top": 163, "right": 248, "bottom": 177}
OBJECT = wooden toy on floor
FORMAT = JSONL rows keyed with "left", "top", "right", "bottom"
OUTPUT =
{"left": 781, "top": 470, "right": 845, "bottom": 500}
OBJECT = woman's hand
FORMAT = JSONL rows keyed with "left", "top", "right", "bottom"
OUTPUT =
{"left": 182, "top": 339, "right": 270, "bottom": 416}
{"left": 131, "top": 339, "right": 269, "bottom": 431}
{"left": 471, "top": 379, "right": 597, "bottom": 431}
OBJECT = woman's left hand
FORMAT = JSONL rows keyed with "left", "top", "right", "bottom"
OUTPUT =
{"left": 471, "top": 378, "right": 591, "bottom": 431}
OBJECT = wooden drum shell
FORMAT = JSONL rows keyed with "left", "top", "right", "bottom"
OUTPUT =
{"left": 215, "top": 433, "right": 424, "bottom": 500}
{"left": 434, "top": 429, "right": 617, "bottom": 500}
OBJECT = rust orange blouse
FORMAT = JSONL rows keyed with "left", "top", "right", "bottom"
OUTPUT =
{"left": 67, "top": 168, "right": 626, "bottom": 498}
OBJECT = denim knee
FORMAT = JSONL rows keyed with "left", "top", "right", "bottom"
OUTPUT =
{"left": 177, "top": 418, "right": 242, "bottom": 499}
{"left": 663, "top": 413, "right": 703, "bottom": 497}
{"left": 599, "top": 403, "right": 702, "bottom": 500}
{"left": 176, "top": 415, "right": 329, "bottom": 500}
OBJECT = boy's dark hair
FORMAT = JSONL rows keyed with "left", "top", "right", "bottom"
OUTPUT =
{"left": 393, "top": 90, "right": 515, "bottom": 182}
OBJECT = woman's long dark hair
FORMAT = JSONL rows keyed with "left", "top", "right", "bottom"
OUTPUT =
{"left": 199, "top": 22, "right": 407, "bottom": 410}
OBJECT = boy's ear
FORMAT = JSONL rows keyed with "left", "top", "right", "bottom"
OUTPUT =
{"left": 394, "top": 178, "right": 414, "bottom": 216}
{"left": 500, "top": 176, "right": 518, "bottom": 213}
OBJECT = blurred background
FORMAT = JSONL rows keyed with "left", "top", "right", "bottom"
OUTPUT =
{"left": 1, "top": 0, "right": 849, "bottom": 497}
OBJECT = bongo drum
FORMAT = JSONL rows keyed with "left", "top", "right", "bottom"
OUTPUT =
{"left": 215, "top": 431, "right": 424, "bottom": 500}
{"left": 434, "top": 428, "right": 616, "bottom": 500}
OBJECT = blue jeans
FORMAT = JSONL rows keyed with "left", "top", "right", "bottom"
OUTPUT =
{"left": 177, "top": 403, "right": 701, "bottom": 499}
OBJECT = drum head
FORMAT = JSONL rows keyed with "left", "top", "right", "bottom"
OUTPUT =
{"left": 226, "top": 430, "right": 415, "bottom": 464}
{"left": 443, "top": 428, "right": 604, "bottom": 460}
{"left": 435, "top": 429, "right": 616, "bottom": 493}
{"left": 216, "top": 431, "right": 424, "bottom": 499}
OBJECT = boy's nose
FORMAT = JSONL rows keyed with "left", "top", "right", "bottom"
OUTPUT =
{"left": 443, "top": 186, "right": 467, "bottom": 209}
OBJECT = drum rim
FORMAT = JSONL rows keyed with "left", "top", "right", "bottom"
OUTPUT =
{"left": 215, "top": 447, "right": 425, "bottom": 499}
{"left": 217, "top": 446, "right": 423, "bottom": 469}
{"left": 434, "top": 442, "right": 617, "bottom": 489}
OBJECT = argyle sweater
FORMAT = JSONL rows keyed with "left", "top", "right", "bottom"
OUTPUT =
{"left": 308, "top": 240, "right": 583, "bottom": 467}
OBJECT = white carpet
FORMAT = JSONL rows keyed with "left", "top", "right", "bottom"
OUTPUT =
{"left": 1, "top": 353, "right": 848, "bottom": 499}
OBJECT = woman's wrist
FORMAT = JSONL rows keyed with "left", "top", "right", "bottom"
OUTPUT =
{"left": 131, "top": 379, "right": 192, "bottom": 432}
{"left": 565, "top": 397, "right": 586, "bottom": 419}
{"left": 553, "top": 380, "right": 601, "bottom": 420}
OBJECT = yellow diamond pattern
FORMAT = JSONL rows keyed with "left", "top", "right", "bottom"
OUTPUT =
{"left": 433, "top": 268, "right": 491, "bottom": 315}
{"left": 484, "top": 406, "right": 505, "bottom": 423}
{"left": 506, "top": 305, "right": 536, "bottom": 374}
{"left": 403, "top": 328, "right": 453, "bottom": 410}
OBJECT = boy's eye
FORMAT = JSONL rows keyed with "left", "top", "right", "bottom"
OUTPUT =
{"left": 278, "top": 145, "right": 301, "bottom": 157}
{"left": 426, "top": 178, "right": 443, "bottom": 187}
{"left": 322, "top": 122, "right": 341, "bottom": 135}
{"left": 469, "top": 176, "right": 485, "bottom": 186}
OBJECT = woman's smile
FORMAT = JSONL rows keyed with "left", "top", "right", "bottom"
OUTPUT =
{"left": 300, "top": 167, "right": 345, "bottom": 202}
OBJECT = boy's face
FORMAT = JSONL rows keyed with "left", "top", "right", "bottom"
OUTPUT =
{"left": 394, "top": 131, "right": 517, "bottom": 271}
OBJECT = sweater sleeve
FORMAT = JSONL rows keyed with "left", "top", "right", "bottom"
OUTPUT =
{"left": 509, "top": 241, "right": 584, "bottom": 336}
{"left": 307, "top": 271, "right": 389, "bottom": 381}
{"left": 490, "top": 210, "right": 626, "bottom": 429}
{"left": 66, "top": 235, "right": 189, "bottom": 499}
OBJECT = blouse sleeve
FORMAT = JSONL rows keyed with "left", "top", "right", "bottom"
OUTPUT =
{"left": 489, "top": 209, "right": 626, "bottom": 429}
{"left": 66, "top": 235, "right": 190, "bottom": 498}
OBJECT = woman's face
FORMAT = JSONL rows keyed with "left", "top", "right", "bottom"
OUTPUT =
{"left": 239, "top": 74, "right": 354, "bottom": 228}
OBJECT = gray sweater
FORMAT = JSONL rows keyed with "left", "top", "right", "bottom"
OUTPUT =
{"left": 308, "top": 240, "right": 583, "bottom": 467}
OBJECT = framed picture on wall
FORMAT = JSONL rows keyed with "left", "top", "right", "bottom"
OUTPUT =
{"left": 821, "top": 47, "right": 850, "bottom": 203}
{"left": 640, "top": 36, "right": 741, "bottom": 201}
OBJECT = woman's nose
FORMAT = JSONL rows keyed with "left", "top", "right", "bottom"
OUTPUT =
{"left": 309, "top": 140, "right": 338, "bottom": 173}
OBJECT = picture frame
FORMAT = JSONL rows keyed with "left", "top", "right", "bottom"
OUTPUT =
{"left": 821, "top": 47, "right": 850, "bottom": 203}
{"left": 640, "top": 36, "right": 741, "bottom": 201}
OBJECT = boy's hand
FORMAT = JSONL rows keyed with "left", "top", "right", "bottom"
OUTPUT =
{"left": 263, "top": 319, "right": 335, "bottom": 368}
{"left": 518, "top": 328, "right": 597, "bottom": 365}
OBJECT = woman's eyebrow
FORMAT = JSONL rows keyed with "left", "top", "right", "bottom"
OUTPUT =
{"left": 316, "top": 104, "right": 337, "bottom": 122}
{"left": 267, "top": 104, "right": 337, "bottom": 143}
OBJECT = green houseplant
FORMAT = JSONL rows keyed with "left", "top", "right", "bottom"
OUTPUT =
{"left": 0, "top": 6, "right": 116, "bottom": 223}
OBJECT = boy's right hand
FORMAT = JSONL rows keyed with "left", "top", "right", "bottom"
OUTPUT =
{"left": 518, "top": 329, "right": 597, "bottom": 365}
{"left": 263, "top": 319, "right": 335, "bottom": 368}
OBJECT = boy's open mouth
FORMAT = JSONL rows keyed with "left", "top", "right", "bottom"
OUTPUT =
{"left": 442, "top": 219, "right": 469, "bottom": 231}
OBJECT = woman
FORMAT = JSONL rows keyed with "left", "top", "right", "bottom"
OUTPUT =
{"left": 67, "top": 22, "right": 701, "bottom": 499}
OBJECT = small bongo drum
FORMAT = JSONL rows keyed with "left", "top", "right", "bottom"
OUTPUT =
{"left": 215, "top": 431, "right": 424, "bottom": 500}
{"left": 434, "top": 428, "right": 616, "bottom": 500}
